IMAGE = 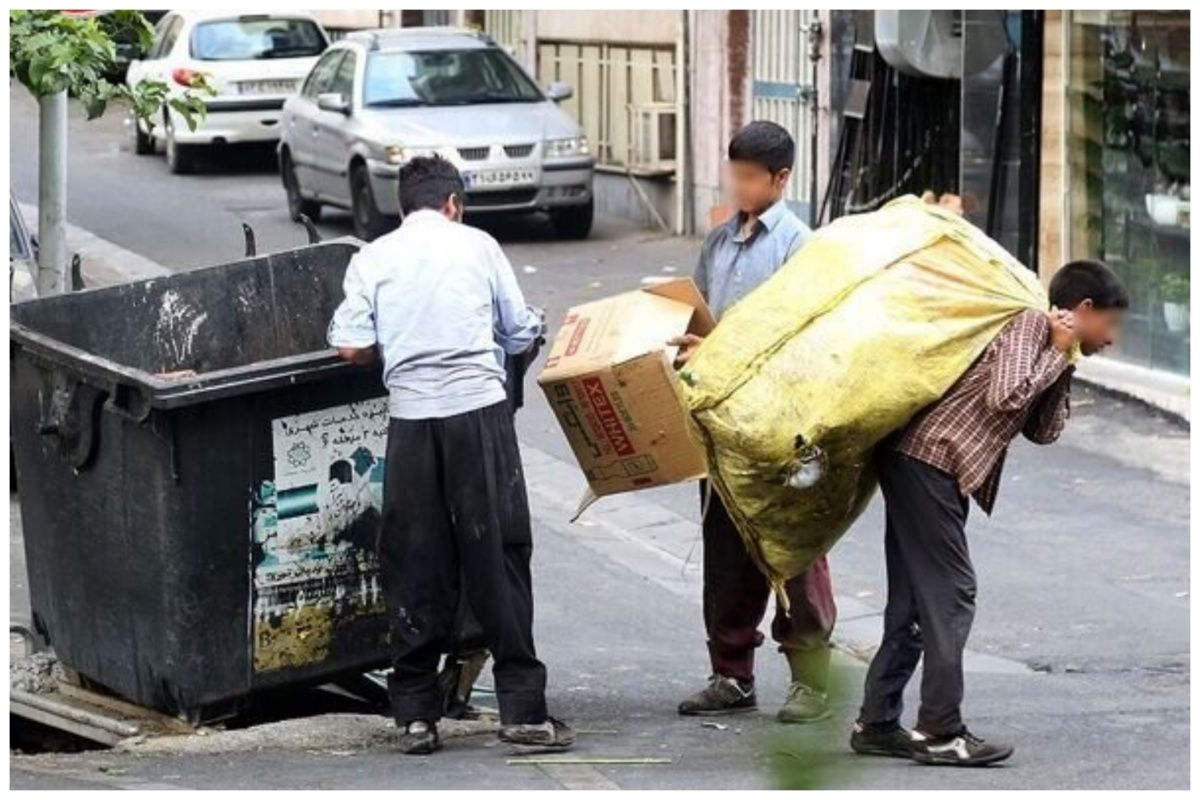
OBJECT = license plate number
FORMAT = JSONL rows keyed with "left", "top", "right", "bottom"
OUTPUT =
{"left": 463, "top": 168, "right": 537, "bottom": 190}
{"left": 238, "top": 79, "right": 297, "bottom": 96}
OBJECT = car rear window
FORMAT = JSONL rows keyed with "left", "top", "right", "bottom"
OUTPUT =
{"left": 190, "top": 17, "right": 326, "bottom": 61}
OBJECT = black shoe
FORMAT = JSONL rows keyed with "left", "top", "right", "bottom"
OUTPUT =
{"left": 678, "top": 674, "right": 757, "bottom": 716}
{"left": 911, "top": 728, "right": 1014, "bottom": 766}
{"left": 398, "top": 720, "right": 441, "bottom": 755}
{"left": 849, "top": 720, "right": 916, "bottom": 758}
{"left": 500, "top": 716, "right": 576, "bottom": 754}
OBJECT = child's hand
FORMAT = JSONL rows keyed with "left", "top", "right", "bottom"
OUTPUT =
{"left": 668, "top": 333, "right": 705, "bottom": 367}
{"left": 1048, "top": 307, "right": 1079, "bottom": 353}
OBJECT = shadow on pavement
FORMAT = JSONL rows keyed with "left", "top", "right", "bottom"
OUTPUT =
{"left": 181, "top": 142, "right": 279, "bottom": 177}
{"left": 316, "top": 207, "right": 636, "bottom": 246}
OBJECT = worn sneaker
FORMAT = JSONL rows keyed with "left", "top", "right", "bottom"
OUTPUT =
{"left": 678, "top": 674, "right": 757, "bottom": 716}
{"left": 911, "top": 728, "right": 1014, "bottom": 766}
{"left": 849, "top": 720, "right": 916, "bottom": 758}
{"left": 777, "top": 681, "right": 832, "bottom": 724}
{"left": 398, "top": 720, "right": 440, "bottom": 755}
{"left": 499, "top": 716, "right": 576, "bottom": 754}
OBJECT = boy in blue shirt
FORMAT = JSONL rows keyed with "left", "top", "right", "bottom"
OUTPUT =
{"left": 672, "top": 121, "right": 836, "bottom": 724}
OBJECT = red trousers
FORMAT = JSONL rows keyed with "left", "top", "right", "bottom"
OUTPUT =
{"left": 701, "top": 484, "right": 837, "bottom": 684}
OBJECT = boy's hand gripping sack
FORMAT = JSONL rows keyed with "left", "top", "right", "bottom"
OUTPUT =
{"left": 680, "top": 196, "right": 1051, "bottom": 602}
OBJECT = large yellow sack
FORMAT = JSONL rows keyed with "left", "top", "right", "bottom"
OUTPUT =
{"left": 679, "top": 196, "right": 1050, "bottom": 599}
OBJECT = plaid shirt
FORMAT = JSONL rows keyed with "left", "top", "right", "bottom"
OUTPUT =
{"left": 894, "top": 309, "right": 1075, "bottom": 514}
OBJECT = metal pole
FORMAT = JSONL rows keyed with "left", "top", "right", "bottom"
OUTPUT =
{"left": 675, "top": 11, "right": 688, "bottom": 235}
{"left": 805, "top": 19, "right": 823, "bottom": 229}
{"left": 37, "top": 90, "right": 69, "bottom": 296}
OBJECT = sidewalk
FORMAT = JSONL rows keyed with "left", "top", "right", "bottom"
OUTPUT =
{"left": 16, "top": 202, "right": 169, "bottom": 291}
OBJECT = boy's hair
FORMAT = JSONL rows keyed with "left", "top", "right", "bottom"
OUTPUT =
{"left": 1048, "top": 259, "right": 1130, "bottom": 310}
{"left": 397, "top": 155, "right": 465, "bottom": 216}
{"left": 728, "top": 120, "right": 795, "bottom": 174}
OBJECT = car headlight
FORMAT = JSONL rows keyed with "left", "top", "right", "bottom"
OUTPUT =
{"left": 544, "top": 136, "right": 589, "bottom": 158}
{"left": 385, "top": 145, "right": 439, "bottom": 165}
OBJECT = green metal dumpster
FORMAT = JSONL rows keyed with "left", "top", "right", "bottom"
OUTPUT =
{"left": 10, "top": 239, "right": 395, "bottom": 722}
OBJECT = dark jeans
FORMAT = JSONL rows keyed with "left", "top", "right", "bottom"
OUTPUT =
{"left": 702, "top": 483, "right": 837, "bottom": 687}
{"left": 858, "top": 448, "right": 975, "bottom": 738}
{"left": 379, "top": 401, "right": 547, "bottom": 727}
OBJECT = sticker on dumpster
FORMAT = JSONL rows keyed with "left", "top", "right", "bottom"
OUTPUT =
{"left": 250, "top": 398, "right": 390, "bottom": 673}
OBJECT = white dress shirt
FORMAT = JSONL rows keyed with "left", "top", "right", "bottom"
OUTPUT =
{"left": 327, "top": 209, "right": 543, "bottom": 419}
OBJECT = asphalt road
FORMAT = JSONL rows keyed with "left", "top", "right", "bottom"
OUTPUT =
{"left": 8, "top": 86, "right": 1191, "bottom": 789}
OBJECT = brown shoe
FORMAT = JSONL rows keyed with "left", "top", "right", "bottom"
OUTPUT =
{"left": 678, "top": 674, "right": 757, "bottom": 716}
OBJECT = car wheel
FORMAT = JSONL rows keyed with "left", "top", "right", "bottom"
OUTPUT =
{"left": 550, "top": 199, "right": 594, "bottom": 240}
{"left": 281, "top": 152, "right": 321, "bottom": 223}
{"left": 132, "top": 116, "right": 154, "bottom": 155}
{"left": 350, "top": 164, "right": 390, "bottom": 241}
{"left": 165, "top": 116, "right": 197, "bottom": 175}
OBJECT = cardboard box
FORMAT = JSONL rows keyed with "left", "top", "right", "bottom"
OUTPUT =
{"left": 538, "top": 278, "right": 716, "bottom": 514}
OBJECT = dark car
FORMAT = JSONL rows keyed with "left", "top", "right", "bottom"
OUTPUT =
{"left": 105, "top": 10, "right": 168, "bottom": 83}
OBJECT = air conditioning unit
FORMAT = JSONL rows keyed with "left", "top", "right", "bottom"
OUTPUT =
{"left": 628, "top": 103, "right": 677, "bottom": 173}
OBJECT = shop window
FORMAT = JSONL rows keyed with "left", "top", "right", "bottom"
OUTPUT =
{"left": 1067, "top": 10, "right": 1190, "bottom": 375}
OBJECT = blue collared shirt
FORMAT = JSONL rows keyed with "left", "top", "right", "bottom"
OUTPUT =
{"left": 327, "top": 209, "right": 543, "bottom": 420}
{"left": 693, "top": 197, "right": 812, "bottom": 319}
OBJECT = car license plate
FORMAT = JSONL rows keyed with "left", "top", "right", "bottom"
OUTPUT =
{"left": 463, "top": 168, "right": 537, "bottom": 190}
{"left": 237, "top": 79, "right": 297, "bottom": 96}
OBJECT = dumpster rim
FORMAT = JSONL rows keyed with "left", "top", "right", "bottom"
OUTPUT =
{"left": 11, "top": 321, "right": 376, "bottom": 410}
{"left": 9, "top": 235, "right": 374, "bottom": 410}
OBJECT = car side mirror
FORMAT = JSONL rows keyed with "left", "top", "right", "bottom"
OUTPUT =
{"left": 317, "top": 92, "right": 350, "bottom": 115}
{"left": 546, "top": 82, "right": 573, "bottom": 102}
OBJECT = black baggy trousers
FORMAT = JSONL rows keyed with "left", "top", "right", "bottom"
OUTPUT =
{"left": 379, "top": 400, "right": 547, "bottom": 727}
{"left": 858, "top": 447, "right": 976, "bottom": 738}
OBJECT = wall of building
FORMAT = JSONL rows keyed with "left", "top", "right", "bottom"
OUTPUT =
{"left": 492, "top": 11, "right": 685, "bottom": 233}
{"left": 534, "top": 11, "right": 680, "bottom": 46}
{"left": 311, "top": 10, "right": 394, "bottom": 31}
{"left": 686, "top": 10, "right": 753, "bottom": 233}
{"left": 688, "top": 11, "right": 733, "bottom": 233}
{"left": 1038, "top": 10, "right": 1067, "bottom": 283}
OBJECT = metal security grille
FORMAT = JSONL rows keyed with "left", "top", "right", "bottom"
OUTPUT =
{"left": 751, "top": 10, "right": 817, "bottom": 218}
{"left": 484, "top": 9, "right": 524, "bottom": 56}
{"left": 537, "top": 40, "right": 676, "bottom": 168}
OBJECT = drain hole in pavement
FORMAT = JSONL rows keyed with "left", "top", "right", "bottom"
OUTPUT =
{"left": 11, "top": 716, "right": 109, "bottom": 755}
{"left": 11, "top": 681, "right": 389, "bottom": 754}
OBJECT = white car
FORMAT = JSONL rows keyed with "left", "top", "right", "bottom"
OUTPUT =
{"left": 126, "top": 11, "right": 329, "bottom": 173}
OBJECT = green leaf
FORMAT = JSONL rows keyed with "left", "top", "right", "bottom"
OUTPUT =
{"left": 9, "top": 10, "right": 154, "bottom": 102}
{"left": 80, "top": 89, "right": 107, "bottom": 120}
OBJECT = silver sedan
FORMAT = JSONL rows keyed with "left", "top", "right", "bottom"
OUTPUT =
{"left": 278, "top": 27, "right": 595, "bottom": 240}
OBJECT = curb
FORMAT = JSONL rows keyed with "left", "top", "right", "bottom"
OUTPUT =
{"left": 17, "top": 202, "right": 171, "bottom": 288}
{"left": 1074, "top": 356, "right": 1190, "bottom": 426}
